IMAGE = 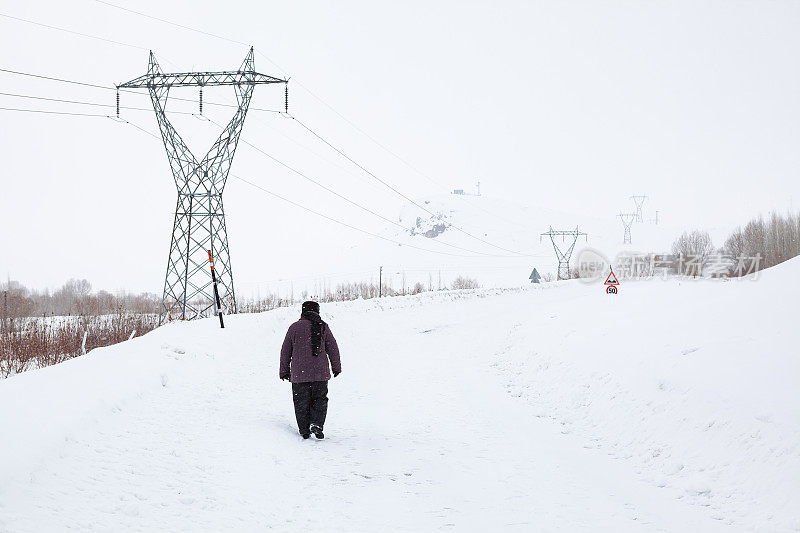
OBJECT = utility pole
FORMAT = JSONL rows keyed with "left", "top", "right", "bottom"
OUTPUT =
{"left": 649, "top": 210, "right": 659, "bottom": 225}
{"left": 540, "top": 226, "right": 588, "bottom": 280}
{"left": 630, "top": 195, "right": 648, "bottom": 223}
{"left": 618, "top": 212, "right": 636, "bottom": 244}
{"left": 379, "top": 266, "right": 383, "bottom": 298}
{"left": 119, "top": 48, "right": 286, "bottom": 324}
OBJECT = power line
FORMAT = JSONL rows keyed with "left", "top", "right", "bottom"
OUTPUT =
{"left": 0, "top": 106, "right": 110, "bottom": 118}
{"left": 76, "top": 1, "right": 535, "bottom": 233}
{"left": 82, "top": 0, "right": 537, "bottom": 232}
{"left": 0, "top": 67, "right": 283, "bottom": 113}
{"left": 93, "top": 0, "right": 250, "bottom": 47}
{"left": 0, "top": 92, "right": 535, "bottom": 259}
{"left": 0, "top": 11, "right": 148, "bottom": 51}
{"left": 229, "top": 173, "right": 485, "bottom": 258}
{"left": 0, "top": 90, "right": 195, "bottom": 115}
{"left": 0, "top": 70, "right": 523, "bottom": 258}
{"left": 0, "top": 4, "right": 552, "bottom": 264}
{"left": 0, "top": 11, "right": 183, "bottom": 71}
{"left": 84, "top": 1, "right": 342, "bottom": 123}
{"left": 205, "top": 116, "right": 515, "bottom": 258}
{"left": 0, "top": 66, "right": 539, "bottom": 259}
{"left": 0, "top": 67, "right": 112, "bottom": 90}
{"left": 89, "top": 1, "right": 283, "bottom": 76}
{"left": 249, "top": 112, "right": 392, "bottom": 195}
{"left": 108, "top": 114, "right": 500, "bottom": 259}
{"left": 285, "top": 114, "right": 532, "bottom": 256}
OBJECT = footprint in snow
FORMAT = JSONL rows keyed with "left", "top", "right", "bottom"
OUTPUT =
{"left": 680, "top": 347, "right": 699, "bottom": 356}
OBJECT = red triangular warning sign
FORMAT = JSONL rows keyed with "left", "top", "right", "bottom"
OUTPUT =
{"left": 604, "top": 270, "right": 619, "bottom": 285}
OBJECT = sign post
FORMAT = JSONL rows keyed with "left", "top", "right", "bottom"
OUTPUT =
{"left": 604, "top": 266, "right": 620, "bottom": 295}
{"left": 207, "top": 250, "right": 225, "bottom": 329}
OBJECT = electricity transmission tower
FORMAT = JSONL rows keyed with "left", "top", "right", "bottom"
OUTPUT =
{"left": 630, "top": 195, "right": 647, "bottom": 223}
{"left": 618, "top": 212, "right": 636, "bottom": 244}
{"left": 540, "top": 226, "right": 588, "bottom": 280}
{"left": 119, "top": 48, "right": 286, "bottom": 324}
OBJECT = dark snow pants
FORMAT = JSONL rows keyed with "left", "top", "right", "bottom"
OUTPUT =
{"left": 291, "top": 380, "right": 329, "bottom": 434}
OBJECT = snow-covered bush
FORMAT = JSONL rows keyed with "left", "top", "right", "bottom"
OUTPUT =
{"left": 450, "top": 276, "right": 481, "bottom": 290}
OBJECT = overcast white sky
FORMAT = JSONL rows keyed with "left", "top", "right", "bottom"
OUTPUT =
{"left": 1, "top": 0, "right": 798, "bottom": 293}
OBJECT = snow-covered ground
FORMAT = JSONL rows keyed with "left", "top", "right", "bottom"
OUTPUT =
{"left": 1, "top": 260, "right": 797, "bottom": 531}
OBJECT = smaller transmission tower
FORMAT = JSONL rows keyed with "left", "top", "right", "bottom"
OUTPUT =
{"left": 540, "top": 226, "right": 588, "bottom": 280}
{"left": 630, "top": 195, "right": 647, "bottom": 223}
{"left": 618, "top": 212, "right": 636, "bottom": 244}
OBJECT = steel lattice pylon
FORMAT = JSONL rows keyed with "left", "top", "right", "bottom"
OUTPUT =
{"left": 630, "top": 195, "right": 647, "bottom": 223}
{"left": 541, "top": 226, "right": 588, "bottom": 280}
{"left": 120, "top": 48, "right": 285, "bottom": 324}
{"left": 618, "top": 212, "right": 636, "bottom": 244}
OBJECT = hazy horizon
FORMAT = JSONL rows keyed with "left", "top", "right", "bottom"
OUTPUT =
{"left": 2, "top": 0, "right": 798, "bottom": 293}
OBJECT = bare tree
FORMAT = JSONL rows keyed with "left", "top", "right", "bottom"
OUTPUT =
{"left": 671, "top": 230, "right": 714, "bottom": 276}
{"left": 722, "top": 210, "right": 800, "bottom": 275}
{"left": 723, "top": 227, "right": 746, "bottom": 260}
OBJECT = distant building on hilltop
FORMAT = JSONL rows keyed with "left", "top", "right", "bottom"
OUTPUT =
{"left": 451, "top": 180, "right": 481, "bottom": 197}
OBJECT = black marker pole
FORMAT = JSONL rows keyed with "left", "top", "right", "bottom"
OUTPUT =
{"left": 207, "top": 250, "right": 225, "bottom": 328}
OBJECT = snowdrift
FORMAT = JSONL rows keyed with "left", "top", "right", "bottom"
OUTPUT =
{"left": 0, "top": 262, "right": 797, "bottom": 531}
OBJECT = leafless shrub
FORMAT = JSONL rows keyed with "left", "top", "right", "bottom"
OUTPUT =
{"left": 240, "top": 273, "right": 484, "bottom": 312}
{"left": 450, "top": 276, "right": 481, "bottom": 290}
{"left": 0, "top": 278, "right": 160, "bottom": 379}
{"left": 0, "top": 313, "right": 159, "bottom": 379}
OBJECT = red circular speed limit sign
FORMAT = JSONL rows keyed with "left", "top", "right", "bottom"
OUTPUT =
{"left": 606, "top": 285, "right": 618, "bottom": 294}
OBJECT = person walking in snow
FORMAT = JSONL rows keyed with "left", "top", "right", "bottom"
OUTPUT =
{"left": 279, "top": 301, "right": 341, "bottom": 440}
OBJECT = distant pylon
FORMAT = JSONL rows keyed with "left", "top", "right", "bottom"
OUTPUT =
{"left": 630, "top": 195, "right": 647, "bottom": 223}
{"left": 618, "top": 212, "right": 636, "bottom": 244}
{"left": 540, "top": 226, "right": 588, "bottom": 280}
{"left": 119, "top": 48, "right": 286, "bottom": 324}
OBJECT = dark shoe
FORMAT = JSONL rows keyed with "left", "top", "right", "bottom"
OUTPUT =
{"left": 301, "top": 433, "right": 310, "bottom": 439}
{"left": 310, "top": 424, "right": 324, "bottom": 439}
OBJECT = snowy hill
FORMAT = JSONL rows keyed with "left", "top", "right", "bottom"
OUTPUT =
{"left": 240, "top": 193, "right": 683, "bottom": 297}
{"left": 1, "top": 260, "right": 797, "bottom": 531}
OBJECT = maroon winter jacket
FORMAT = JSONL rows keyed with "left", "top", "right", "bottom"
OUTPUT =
{"left": 279, "top": 317, "right": 341, "bottom": 383}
